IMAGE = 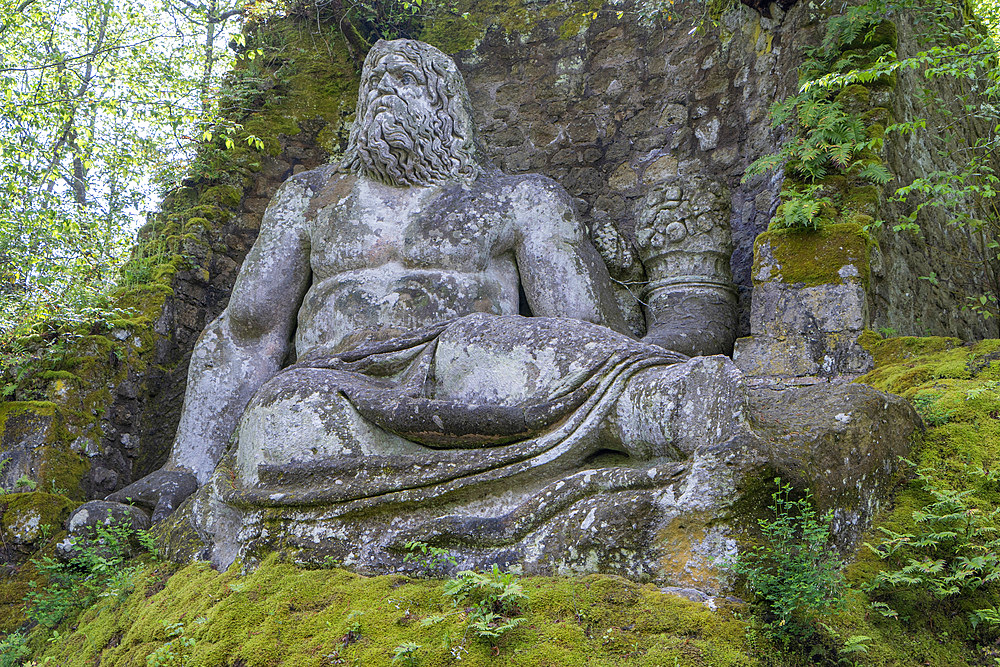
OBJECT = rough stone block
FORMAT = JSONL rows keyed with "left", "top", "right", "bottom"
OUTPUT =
{"left": 750, "top": 282, "right": 869, "bottom": 336}
{"left": 749, "top": 382, "right": 917, "bottom": 548}
{"left": 732, "top": 331, "right": 874, "bottom": 378}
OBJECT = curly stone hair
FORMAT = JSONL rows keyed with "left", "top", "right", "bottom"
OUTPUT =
{"left": 342, "top": 39, "right": 479, "bottom": 186}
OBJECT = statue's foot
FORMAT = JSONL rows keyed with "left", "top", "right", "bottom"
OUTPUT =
{"left": 105, "top": 469, "right": 198, "bottom": 523}
{"left": 611, "top": 354, "right": 750, "bottom": 460}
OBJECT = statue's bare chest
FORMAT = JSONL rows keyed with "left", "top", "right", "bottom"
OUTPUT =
{"left": 308, "top": 181, "right": 506, "bottom": 278}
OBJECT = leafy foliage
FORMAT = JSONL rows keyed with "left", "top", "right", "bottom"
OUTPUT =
{"left": 347, "top": 0, "right": 426, "bottom": 41}
{"left": 912, "top": 391, "right": 955, "bottom": 426}
{"left": 146, "top": 619, "right": 202, "bottom": 667}
{"left": 402, "top": 540, "right": 457, "bottom": 576}
{"left": 772, "top": 184, "right": 837, "bottom": 230}
{"left": 25, "top": 511, "right": 157, "bottom": 628}
{"left": 725, "top": 480, "right": 846, "bottom": 644}
{"left": 390, "top": 640, "right": 422, "bottom": 666}
{"left": 866, "top": 463, "right": 1000, "bottom": 636}
{"left": 748, "top": 97, "right": 885, "bottom": 185}
{"left": 0, "top": 0, "right": 248, "bottom": 339}
{"left": 0, "top": 631, "right": 31, "bottom": 667}
{"left": 442, "top": 564, "right": 528, "bottom": 643}
{"left": 748, "top": 0, "right": 1000, "bottom": 318}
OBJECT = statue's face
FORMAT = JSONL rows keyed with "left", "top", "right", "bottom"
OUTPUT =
{"left": 367, "top": 53, "right": 437, "bottom": 128}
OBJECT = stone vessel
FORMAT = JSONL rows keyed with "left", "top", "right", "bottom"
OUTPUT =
{"left": 636, "top": 179, "right": 738, "bottom": 357}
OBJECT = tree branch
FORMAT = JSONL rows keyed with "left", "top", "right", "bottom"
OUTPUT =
{"left": 0, "top": 34, "right": 170, "bottom": 73}
{"left": 320, "top": 0, "right": 371, "bottom": 66}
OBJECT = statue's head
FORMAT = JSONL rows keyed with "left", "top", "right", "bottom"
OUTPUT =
{"left": 343, "top": 39, "right": 479, "bottom": 187}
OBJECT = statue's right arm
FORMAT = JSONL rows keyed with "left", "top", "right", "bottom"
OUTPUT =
{"left": 106, "top": 176, "right": 315, "bottom": 519}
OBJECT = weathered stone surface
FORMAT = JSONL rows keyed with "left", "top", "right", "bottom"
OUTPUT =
{"left": 158, "top": 371, "right": 916, "bottom": 590}
{"left": 734, "top": 331, "right": 874, "bottom": 378}
{"left": 0, "top": 402, "right": 92, "bottom": 498}
{"left": 56, "top": 500, "right": 151, "bottom": 561}
{"left": 106, "top": 470, "right": 197, "bottom": 523}
{"left": 734, "top": 224, "right": 875, "bottom": 378}
{"left": 0, "top": 403, "right": 56, "bottom": 491}
{"left": 29, "top": 0, "right": 988, "bottom": 513}
{"left": 749, "top": 283, "right": 869, "bottom": 336}
{"left": 749, "top": 382, "right": 918, "bottom": 548}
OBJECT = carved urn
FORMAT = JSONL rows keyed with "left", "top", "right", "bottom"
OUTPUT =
{"left": 635, "top": 179, "right": 738, "bottom": 357}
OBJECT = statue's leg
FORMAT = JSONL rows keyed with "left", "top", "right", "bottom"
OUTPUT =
{"left": 234, "top": 367, "right": 428, "bottom": 486}
{"left": 608, "top": 355, "right": 750, "bottom": 460}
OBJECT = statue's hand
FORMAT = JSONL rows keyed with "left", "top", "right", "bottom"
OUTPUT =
{"left": 105, "top": 469, "right": 198, "bottom": 524}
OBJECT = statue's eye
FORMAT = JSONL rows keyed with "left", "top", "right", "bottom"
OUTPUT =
{"left": 401, "top": 73, "right": 416, "bottom": 85}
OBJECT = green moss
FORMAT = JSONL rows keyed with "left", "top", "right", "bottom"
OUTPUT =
{"left": 422, "top": 11, "right": 484, "bottom": 52}
{"left": 0, "top": 402, "right": 59, "bottom": 458}
{"left": 20, "top": 555, "right": 766, "bottom": 666}
{"left": 844, "top": 184, "right": 881, "bottom": 218}
{"left": 36, "top": 370, "right": 80, "bottom": 384}
{"left": 753, "top": 222, "right": 872, "bottom": 288}
{"left": 859, "top": 336, "right": 973, "bottom": 394}
{"left": 557, "top": 12, "right": 592, "bottom": 40}
{"left": 422, "top": 0, "right": 604, "bottom": 52}
{"left": 0, "top": 493, "right": 76, "bottom": 632}
{"left": 844, "top": 337, "right": 1000, "bottom": 651}
{"left": 0, "top": 492, "right": 76, "bottom": 544}
{"left": 0, "top": 401, "right": 57, "bottom": 429}
{"left": 834, "top": 84, "right": 870, "bottom": 114}
{"left": 36, "top": 443, "right": 89, "bottom": 501}
{"left": 9, "top": 541, "right": 986, "bottom": 667}
{"left": 199, "top": 186, "right": 242, "bottom": 209}
{"left": 843, "top": 19, "right": 898, "bottom": 52}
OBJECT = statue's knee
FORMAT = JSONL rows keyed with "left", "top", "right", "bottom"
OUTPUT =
{"left": 614, "top": 356, "right": 748, "bottom": 459}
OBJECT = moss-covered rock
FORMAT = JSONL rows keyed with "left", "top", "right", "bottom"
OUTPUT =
{"left": 752, "top": 222, "right": 873, "bottom": 289}
{"left": 0, "top": 402, "right": 90, "bottom": 499}
{"left": 0, "top": 492, "right": 76, "bottom": 551}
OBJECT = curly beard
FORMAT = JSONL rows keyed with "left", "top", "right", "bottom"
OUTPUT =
{"left": 352, "top": 93, "right": 468, "bottom": 187}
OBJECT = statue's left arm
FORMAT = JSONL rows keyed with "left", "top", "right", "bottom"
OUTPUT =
{"left": 509, "top": 177, "right": 631, "bottom": 335}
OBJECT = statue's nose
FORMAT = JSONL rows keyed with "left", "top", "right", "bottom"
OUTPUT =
{"left": 377, "top": 74, "right": 397, "bottom": 94}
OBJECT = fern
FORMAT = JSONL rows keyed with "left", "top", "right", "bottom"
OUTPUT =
{"left": 865, "top": 464, "right": 1000, "bottom": 632}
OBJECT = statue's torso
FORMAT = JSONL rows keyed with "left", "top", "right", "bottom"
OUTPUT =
{"left": 294, "top": 173, "right": 521, "bottom": 355}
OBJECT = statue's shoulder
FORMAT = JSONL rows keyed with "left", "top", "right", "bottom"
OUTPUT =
{"left": 481, "top": 171, "right": 584, "bottom": 240}
{"left": 286, "top": 163, "right": 354, "bottom": 196}
{"left": 280, "top": 165, "right": 359, "bottom": 221}
{"left": 486, "top": 171, "right": 573, "bottom": 206}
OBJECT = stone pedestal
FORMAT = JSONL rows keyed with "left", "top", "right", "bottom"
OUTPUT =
{"left": 733, "top": 223, "right": 875, "bottom": 379}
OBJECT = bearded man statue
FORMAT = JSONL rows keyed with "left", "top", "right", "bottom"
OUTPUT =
{"left": 98, "top": 39, "right": 758, "bottom": 581}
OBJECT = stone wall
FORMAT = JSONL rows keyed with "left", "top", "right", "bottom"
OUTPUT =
{"left": 874, "top": 10, "right": 999, "bottom": 339}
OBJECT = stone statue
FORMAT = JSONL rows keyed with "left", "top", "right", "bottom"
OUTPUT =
{"left": 99, "top": 39, "right": 757, "bottom": 579}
